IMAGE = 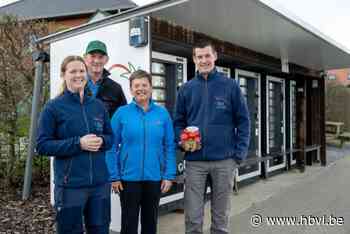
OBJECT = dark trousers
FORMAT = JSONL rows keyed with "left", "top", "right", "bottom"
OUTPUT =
{"left": 54, "top": 183, "right": 111, "bottom": 234}
{"left": 120, "top": 181, "right": 161, "bottom": 234}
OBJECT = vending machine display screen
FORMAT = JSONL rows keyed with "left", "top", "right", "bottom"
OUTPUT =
{"left": 152, "top": 89, "right": 166, "bottom": 102}
{"left": 152, "top": 75, "right": 166, "bottom": 88}
{"left": 152, "top": 62, "right": 166, "bottom": 75}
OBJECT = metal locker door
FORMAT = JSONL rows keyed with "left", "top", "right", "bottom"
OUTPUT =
{"left": 239, "top": 77, "right": 259, "bottom": 175}
{"left": 236, "top": 69, "right": 261, "bottom": 180}
{"left": 267, "top": 79, "right": 285, "bottom": 168}
{"left": 247, "top": 78, "right": 259, "bottom": 156}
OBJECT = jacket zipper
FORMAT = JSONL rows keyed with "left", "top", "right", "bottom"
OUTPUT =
{"left": 203, "top": 78, "right": 208, "bottom": 160}
{"left": 81, "top": 103, "right": 92, "bottom": 185}
{"left": 141, "top": 113, "right": 146, "bottom": 180}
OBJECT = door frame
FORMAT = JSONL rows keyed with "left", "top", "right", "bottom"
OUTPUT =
{"left": 266, "top": 76, "right": 286, "bottom": 172}
{"left": 290, "top": 80, "right": 297, "bottom": 166}
{"left": 235, "top": 69, "right": 261, "bottom": 181}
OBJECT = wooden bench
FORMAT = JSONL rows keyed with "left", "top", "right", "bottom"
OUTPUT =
{"left": 233, "top": 155, "right": 272, "bottom": 194}
{"left": 326, "top": 121, "right": 344, "bottom": 146}
{"left": 326, "top": 121, "right": 344, "bottom": 137}
{"left": 339, "top": 132, "right": 350, "bottom": 148}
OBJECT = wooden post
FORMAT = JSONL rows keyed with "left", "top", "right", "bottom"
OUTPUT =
{"left": 296, "top": 78, "right": 307, "bottom": 172}
{"left": 306, "top": 79, "right": 312, "bottom": 165}
{"left": 306, "top": 78, "right": 321, "bottom": 165}
{"left": 320, "top": 75, "right": 327, "bottom": 166}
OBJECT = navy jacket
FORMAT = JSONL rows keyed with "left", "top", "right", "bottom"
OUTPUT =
{"left": 96, "top": 69, "right": 127, "bottom": 118}
{"left": 174, "top": 68, "right": 250, "bottom": 161}
{"left": 106, "top": 100, "right": 176, "bottom": 182}
{"left": 36, "top": 89, "right": 113, "bottom": 187}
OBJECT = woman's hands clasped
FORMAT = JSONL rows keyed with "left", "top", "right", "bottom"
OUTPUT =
{"left": 80, "top": 134, "right": 103, "bottom": 152}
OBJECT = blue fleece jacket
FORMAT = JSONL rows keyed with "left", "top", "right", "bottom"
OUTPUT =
{"left": 106, "top": 100, "right": 176, "bottom": 182}
{"left": 173, "top": 68, "right": 250, "bottom": 161}
{"left": 36, "top": 89, "right": 113, "bottom": 187}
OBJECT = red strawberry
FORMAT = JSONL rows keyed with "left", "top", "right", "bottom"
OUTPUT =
{"left": 181, "top": 133, "right": 189, "bottom": 141}
{"left": 194, "top": 136, "right": 201, "bottom": 143}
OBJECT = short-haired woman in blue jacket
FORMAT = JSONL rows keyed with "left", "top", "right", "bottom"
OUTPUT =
{"left": 107, "top": 70, "right": 176, "bottom": 234}
{"left": 36, "top": 55, "right": 113, "bottom": 234}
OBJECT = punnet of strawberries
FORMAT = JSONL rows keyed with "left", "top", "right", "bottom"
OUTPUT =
{"left": 180, "top": 126, "right": 201, "bottom": 151}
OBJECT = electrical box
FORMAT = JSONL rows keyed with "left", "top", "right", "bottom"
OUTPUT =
{"left": 129, "top": 16, "right": 148, "bottom": 47}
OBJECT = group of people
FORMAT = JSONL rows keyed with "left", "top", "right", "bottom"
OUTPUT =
{"left": 36, "top": 39, "right": 250, "bottom": 234}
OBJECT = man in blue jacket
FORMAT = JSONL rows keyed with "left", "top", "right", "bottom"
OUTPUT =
{"left": 174, "top": 40, "right": 250, "bottom": 234}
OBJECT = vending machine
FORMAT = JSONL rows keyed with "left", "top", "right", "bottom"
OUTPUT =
{"left": 151, "top": 52, "right": 187, "bottom": 114}
{"left": 151, "top": 51, "right": 187, "bottom": 209}
{"left": 235, "top": 69, "right": 261, "bottom": 181}
{"left": 266, "top": 76, "right": 286, "bottom": 172}
{"left": 216, "top": 65, "right": 231, "bottom": 78}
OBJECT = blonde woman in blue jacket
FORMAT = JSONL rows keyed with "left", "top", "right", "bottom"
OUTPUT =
{"left": 106, "top": 70, "right": 176, "bottom": 234}
{"left": 37, "top": 56, "right": 113, "bottom": 234}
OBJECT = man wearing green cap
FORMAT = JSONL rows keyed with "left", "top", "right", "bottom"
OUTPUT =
{"left": 84, "top": 40, "right": 127, "bottom": 118}
{"left": 84, "top": 40, "right": 126, "bottom": 233}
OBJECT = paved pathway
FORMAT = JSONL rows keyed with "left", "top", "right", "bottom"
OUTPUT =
{"left": 158, "top": 145, "right": 350, "bottom": 234}
{"left": 223, "top": 154, "right": 350, "bottom": 234}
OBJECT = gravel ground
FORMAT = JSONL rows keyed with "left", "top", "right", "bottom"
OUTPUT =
{"left": 0, "top": 183, "right": 55, "bottom": 234}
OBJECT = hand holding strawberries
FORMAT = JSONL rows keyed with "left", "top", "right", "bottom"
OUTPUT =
{"left": 180, "top": 126, "right": 201, "bottom": 152}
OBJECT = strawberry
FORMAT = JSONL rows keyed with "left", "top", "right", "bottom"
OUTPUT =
{"left": 181, "top": 133, "right": 189, "bottom": 141}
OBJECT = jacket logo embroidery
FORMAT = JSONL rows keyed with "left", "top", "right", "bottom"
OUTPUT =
{"left": 94, "top": 117, "right": 104, "bottom": 133}
{"left": 214, "top": 97, "right": 227, "bottom": 110}
{"left": 151, "top": 120, "right": 162, "bottom": 126}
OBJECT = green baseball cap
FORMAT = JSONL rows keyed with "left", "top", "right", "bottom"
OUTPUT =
{"left": 85, "top": 40, "right": 108, "bottom": 56}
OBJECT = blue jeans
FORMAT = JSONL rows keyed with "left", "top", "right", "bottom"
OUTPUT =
{"left": 54, "top": 183, "right": 111, "bottom": 234}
